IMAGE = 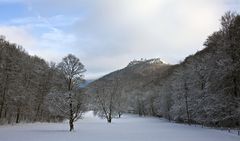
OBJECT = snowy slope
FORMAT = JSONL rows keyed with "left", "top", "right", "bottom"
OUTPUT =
{"left": 0, "top": 112, "right": 239, "bottom": 141}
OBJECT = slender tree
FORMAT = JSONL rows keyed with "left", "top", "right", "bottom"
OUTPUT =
{"left": 57, "top": 54, "right": 86, "bottom": 131}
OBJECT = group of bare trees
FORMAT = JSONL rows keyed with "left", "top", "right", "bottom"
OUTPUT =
{"left": 88, "top": 72, "right": 127, "bottom": 123}
{"left": 0, "top": 36, "right": 86, "bottom": 131}
{"left": 0, "top": 12, "right": 239, "bottom": 131}
{"left": 147, "top": 12, "right": 240, "bottom": 127}
{"left": 0, "top": 37, "right": 53, "bottom": 124}
{"left": 87, "top": 12, "right": 240, "bottom": 128}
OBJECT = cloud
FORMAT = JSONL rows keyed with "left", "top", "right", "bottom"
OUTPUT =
{"left": 70, "top": 0, "right": 230, "bottom": 72}
{"left": 0, "top": 25, "right": 78, "bottom": 62}
{"left": 0, "top": 13, "right": 81, "bottom": 60}
{"left": 1, "top": 0, "right": 240, "bottom": 79}
{"left": 9, "top": 15, "right": 80, "bottom": 27}
{"left": 0, "top": 25, "right": 36, "bottom": 49}
{"left": 35, "top": 29, "right": 78, "bottom": 62}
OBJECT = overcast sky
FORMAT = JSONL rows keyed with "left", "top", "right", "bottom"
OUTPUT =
{"left": 0, "top": 0, "right": 239, "bottom": 79}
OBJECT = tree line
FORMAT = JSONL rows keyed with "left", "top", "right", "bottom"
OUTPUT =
{"left": 128, "top": 12, "right": 240, "bottom": 127}
{"left": 0, "top": 37, "right": 86, "bottom": 131}
{"left": 87, "top": 12, "right": 240, "bottom": 128}
{"left": 152, "top": 12, "right": 240, "bottom": 127}
{"left": 0, "top": 12, "right": 239, "bottom": 131}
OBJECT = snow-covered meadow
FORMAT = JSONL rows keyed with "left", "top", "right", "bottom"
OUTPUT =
{"left": 0, "top": 112, "right": 239, "bottom": 141}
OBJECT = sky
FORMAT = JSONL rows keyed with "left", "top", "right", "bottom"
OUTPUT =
{"left": 0, "top": 0, "right": 239, "bottom": 79}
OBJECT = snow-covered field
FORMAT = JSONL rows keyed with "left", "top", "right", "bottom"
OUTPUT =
{"left": 0, "top": 112, "right": 239, "bottom": 141}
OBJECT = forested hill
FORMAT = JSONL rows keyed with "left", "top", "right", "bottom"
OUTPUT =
{"left": 91, "top": 58, "right": 170, "bottom": 87}
{"left": 87, "top": 12, "right": 240, "bottom": 127}
{"left": 0, "top": 37, "right": 57, "bottom": 123}
{"left": 0, "top": 37, "right": 86, "bottom": 126}
{"left": 0, "top": 12, "right": 239, "bottom": 129}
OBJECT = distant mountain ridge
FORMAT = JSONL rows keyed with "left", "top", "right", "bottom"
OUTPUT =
{"left": 86, "top": 58, "right": 172, "bottom": 118}
{"left": 87, "top": 58, "right": 171, "bottom": 93}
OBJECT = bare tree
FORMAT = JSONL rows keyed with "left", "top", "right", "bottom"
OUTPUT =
{"left": 52, "top": 54, "right": 86, "bottom": 131}
{"left": 90, "top": 74, "right": 123, "bottom": 123}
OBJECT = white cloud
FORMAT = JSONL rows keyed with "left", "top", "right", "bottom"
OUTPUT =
{"left": 1, "top": 0, "right": 240, "bottom": 79}
{"left": 0, "top": 25, "right": 36, "bottom": 50}
{"left": 35, "top": 29, "right": 78, "bottom": 62}
{"left": 71, "top": 0, "right": 229, "bottom": 73}
{"left": 9, "top": 15, "right": 80, "bottom": 28}
{"left": 0, "top": 18, "right": 78, "bottom": 63}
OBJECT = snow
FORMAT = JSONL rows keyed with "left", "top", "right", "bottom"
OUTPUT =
{"left": 0, "top": 111, "right": 239, "bottom": 141}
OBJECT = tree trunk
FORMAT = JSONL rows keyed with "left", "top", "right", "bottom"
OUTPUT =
{"left": 16, "top": 107, "right": 20, "bottom": 123}
{"left": 106, "top": 111, "right": 112, "bottom": 123}
{"left": 0, "top": 75, "right": 8, "bottom": 118}
{"left": 8, "top": 114, "right": 11, "bottom": 124}
{"left": 34, "top": 102, "right": 41, "bottom": 121}
{"left": 185, "top": 96, "right": 190, "bottom": 125}
{"left": 150, "top": 98, "right": 156, "bottom": 116}
{"left": 118, "top": 112, "right": 122, "bottom": 118}
{"left": 69, "top": 119, "right": 74, "bottom": 131}
{"left": 69, "top": 101, "right": 74, "bottom": 131}
{"left": 68, "top": 79, "right": 74, "bottom": 132}
{"left": 107, "top": 118, "right": 112, "bottom": 123}
{"left": 4, "top": 105, "right": 7, "bottom": 118}
{"left": 0, "top": 94, "right": 6, "bottom": 118}
{"left": 69, "top": 93, "right": 74, "bottom": 131}
{"left": 233, "top": 77, "right": 238, "bottom": 97}
{"left": 184, "top": 81, "right": 191, "bottom": 125}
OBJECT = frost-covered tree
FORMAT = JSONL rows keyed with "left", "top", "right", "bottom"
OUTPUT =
{"left": 157, "top": 12, "right": 240, "bottom": 127}
{"left": 0, "top": 37, "right": 62, "bottom": 124}
{"left": 0, "top": 37, "right": 89, "bottom": 127}
{"left": 49, "top": 54, "right": 86, "bottom": 131}
{"left": 89, "top": 73, "right": 124, "bottom": 123}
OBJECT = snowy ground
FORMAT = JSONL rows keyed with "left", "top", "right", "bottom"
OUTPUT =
{"left": 0, "top": 112, "right": 239, "bottom": 141}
